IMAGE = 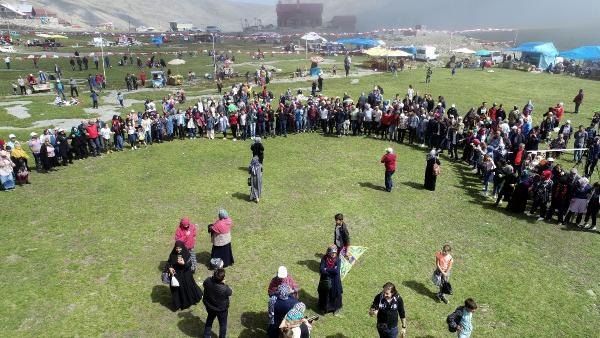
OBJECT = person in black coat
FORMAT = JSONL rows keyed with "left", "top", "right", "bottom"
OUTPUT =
{"left": 318, "top": 245, "right": 343, "bottom": 315}
{"left": 203, "top": 268, "right": 232, "bottom": 338}
{"left": 251, "top": 137, "right": 264, "bottom": 163}
{"left": 166, "top": 241, "right": 203, "bottom": 311}
{"left": 56, "top": 129, "right": 71, "bottom": 165}
{"left": 333, "top": 213, "right": 350, "bottom": 258}
{"left": 424, "top": 150, "right": 441, "bottom": 191}
{"left": 268, "top": 284, "right": 298, "bottom": 338}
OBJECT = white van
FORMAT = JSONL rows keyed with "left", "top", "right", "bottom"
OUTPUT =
{"left": 416, "top": 46, "right": 438, "bottom": 61}
{"left": 490, "top": 51, "right": 504, "bottom": 63}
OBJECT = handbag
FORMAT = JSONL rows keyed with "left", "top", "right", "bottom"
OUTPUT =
{"left": 161, "top": 272, "right": 170, "bottom": 284}
{"left": 171, "top": 275, "right": 180, "bottom": 287}
{"left": 318, "top": 276, "right": 332, "bottom": 293}
{"left": 441, "top": 280, "right": 453, "bottom": 295}
{"left": 431, "top": 269, "right": 442, "bottom": 286}
{"left": 433, "top": 162, "right": 441, "bottom": 176}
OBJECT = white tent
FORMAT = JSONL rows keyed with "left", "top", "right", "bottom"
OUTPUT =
{"left": 452, "top": 48, "right": 476, "bottom": 54}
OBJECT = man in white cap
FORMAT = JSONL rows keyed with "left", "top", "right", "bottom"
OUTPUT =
{"left": 6, "top": 134, "right": 18, "bottom": 150}
{"left": 381, "top": 147, "right": 397, "bottom": 192}
{"left": 268, "top": 266, "right": 299, "bottom": 298}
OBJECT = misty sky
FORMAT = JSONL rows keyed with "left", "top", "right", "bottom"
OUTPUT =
{"left": 236, "top": 0, "right": 600, "bottom": 31}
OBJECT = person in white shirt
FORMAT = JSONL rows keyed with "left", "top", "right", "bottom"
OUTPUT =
{"left": 5, "top": 56, "right": 11, "bottom": 69}
{"left": 407, "top": 85, "right": 415, "bottom": 101}
{"left": 100, "top": 126, "right": 113, "bottom": 152}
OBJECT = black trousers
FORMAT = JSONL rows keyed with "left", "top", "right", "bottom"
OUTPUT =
{"left": 70, "top": 87, "right": 79, "bottom": 97}
{"left": 204, "top": 309, "right": 228, "bottom": 338}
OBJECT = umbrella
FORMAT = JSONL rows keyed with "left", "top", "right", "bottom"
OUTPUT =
{"left": 167, "top": 59, "right": 186, "bottom": 65}
{"left": 300, "top": 32, "right": 326, "bottom": 42}
{"left": 310, "top": 56, "right": 324, "bottom": 63}
{"left": 365, "top": 47, "right": 411, "bottom": 57}
{"left": 475, "top": 49, "right": 491, "bottom": 57}
{"left": 452, "top": 48, "right": 476, "bottom": 54}
{"left": 167, "top": 58, "right": 186, "bottom": 74}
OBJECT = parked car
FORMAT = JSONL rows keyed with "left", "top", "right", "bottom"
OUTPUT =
{"left": 415, "top": 46, "right": 438, "bottom": 61}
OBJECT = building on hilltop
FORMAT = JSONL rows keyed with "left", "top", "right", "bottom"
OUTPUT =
{"left": 276, "top": 0, "right": 323, "bottom": 29}
{"left": 169, "top": 21, "right": 194, "bottom": 32}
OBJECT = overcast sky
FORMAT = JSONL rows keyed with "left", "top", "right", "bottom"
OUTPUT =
{"left": 235, "top": 0, "right": 600, "bottom": 31}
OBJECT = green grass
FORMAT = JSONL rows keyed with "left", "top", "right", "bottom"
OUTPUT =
{"left": 2, "top": 46, "right": 600, "bottom": 337}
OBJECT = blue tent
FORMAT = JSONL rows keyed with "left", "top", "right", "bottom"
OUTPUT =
{"left": 475, "top": 49, "right": 491, "bottom": 56}
{"left": 559, "top": 46, "right": 600, "bottom": 61}
{"left": 506, "top": 42, "right": 559, "bottom": 70}
{"left": 151, "top": 36, "right": 163, "bottom": 46}
{"left": 392, "top": 45, "right": 416, "bottom": 55}
{"left": 335, "top": 38, "right": 384, "bottom": 48}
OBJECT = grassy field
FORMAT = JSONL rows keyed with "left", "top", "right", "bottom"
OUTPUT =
{"left": 1, "top": 43, "right": 600, "bottom": 337}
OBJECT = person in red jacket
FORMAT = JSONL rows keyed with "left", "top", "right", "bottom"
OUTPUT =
{"left": 381, "top": 147, "right": 397, "bottom": 192}
{"left": 85, "top": 120, "right": 100, "bottom": 156}
{"left": 229, "top": 113, "right": 238, "bottom": 141}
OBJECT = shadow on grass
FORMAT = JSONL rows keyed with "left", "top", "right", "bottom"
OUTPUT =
{"left": 297, "top": 259, "right": 320, "bottom": 273}
{"left": 298, "top": 288, "right": 320, "bottom": 312}
{"left": 177, "top": 311, "right": 205, "bottom": 337}
{"left": 151, "top": 284, "right": 173, "bottom": 311}
{"left": 238, "top": 166, "right": 249, "bottom": 172}
{"left": 196, "top": 251, "right": 212, "bottom": 268}
{"left": 402, "top": 280, "right": 438, "bottom": 301}
{"left": 358, "top": 181, "right": 385, "bottom": 191}
{"left": 402, "top": 181, "right": 425, "bottom": 190}
{"left": 239, "top": 311, "right": 268, "bottom": 338}
{"left": 232, "top": 192, "right": 250, "bottom": 201}
{"left": 325, "top": 334, "right": 350, "bottom": 338}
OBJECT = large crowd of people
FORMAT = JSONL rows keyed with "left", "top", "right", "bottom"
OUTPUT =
{"left": 1, "top": 75, "right": 597, "bottom": 336}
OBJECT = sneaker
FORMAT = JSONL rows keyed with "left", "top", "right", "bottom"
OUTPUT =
{"left": 333, "top": 309, "right": 342, "bottom": 316}
{"left": 582, "top": 223, "right": 589, "bottom": 228}
{"left": 537, "top": 217, "right": 545, "bottom": 221}
{"left": 591, "top": 226, "right": 597, "bottom": 231}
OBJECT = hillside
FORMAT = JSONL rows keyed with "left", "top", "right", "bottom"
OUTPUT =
{"left": 34, "top": 0, "right": 275, "bottom": 31}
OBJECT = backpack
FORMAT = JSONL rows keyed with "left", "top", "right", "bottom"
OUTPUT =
{"left": 446, "top": 306, "right": 464, "bottom": 332}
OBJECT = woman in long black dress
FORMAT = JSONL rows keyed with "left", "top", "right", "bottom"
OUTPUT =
{"left": 424, "top": 150, "right": 441, "bottom": 191}
{"left": 317, "top": 245, "right": 343, "bottom": 315}
{"left": 166, "top": 241, "right": 203, "bottom": 311}
{"left": 507, "top": 171, "right": 531, "bottom": 213}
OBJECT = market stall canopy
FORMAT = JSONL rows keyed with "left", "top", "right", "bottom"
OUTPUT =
{"left": 336, "top": 38, "right": 385, "bottom": 48}
{"left": 559, "top": 46, "right": 600, "bottom": 61}
{"left": 167, "top": 59, "right": 186, "bottom": 65}
{"left": 301, "top": 32, "right": 327, "bottom": 42}
{"left": 365, "top": 47, "right": 411, "bottom": 57}
{"left": 475, "top": 49, "right": 491, "bottom": 56}
{"left": 453, "top": 48, "right": 476, "bottom": 54}
{"left": 506, "top": 42, "right": 559, "bottom": 69}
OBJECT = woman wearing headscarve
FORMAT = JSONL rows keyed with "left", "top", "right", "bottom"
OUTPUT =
{"left": 507, "top": 170, "right": 531, "bottom": 213}
{"left": 268, "top": 284, "right": 298, "bottom": 338}
{"left": 424, "top": 150, "right": 441, "bottom": 191}
{"left": 39, "top": 138, "right": 58, "bottom": 172}
{"left": 279, "top": 302, "right": 313, "bottom": 338}
{"left": 0, "top": 150, "right": 16, "bottom": 191}
{"left": 251, "top": 137, "right": 264, "bottom": 164}
{"left": 317, "top": 245, "right": 343, "bottom": 315}
{"left": 209, "top": 209, "right": 234, "bottom": 267}
{"left": 10, "top": 145, "right": 29, "bottom": 185}
{"left": 248, "top": 155, "right": 263, "bottom": 203}
{"left": 174, "top": 217, "right": 197, "bottom": 272}
{"left": 165, "top": 241, "right": 203, "bottom": 311}
{"left": 564, "top": 177, "right": 592, "bottom": 226}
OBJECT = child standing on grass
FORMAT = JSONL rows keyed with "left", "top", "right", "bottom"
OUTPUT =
{"left": 136, "top": 126, "right": 146, "bottom": 147}
{"left": 127, "top": 123, "right": 137, "bottom": 150}
{"left": 481, "top": 155, "right": 496, "bottom": 196}
{"left": 100, "top": 124, "right": 113, "bottom": 153}
{"left": 457, "top": 298, "right": 477, "bottom": 338}
{"left": 207, "top": 113, "right": 215, "bottom": 140}
{"left": 117, "top": 92, "right": 124, "bottom": 107}
{"left": 435, "top": 245, "right": 453, "bottom": 304}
